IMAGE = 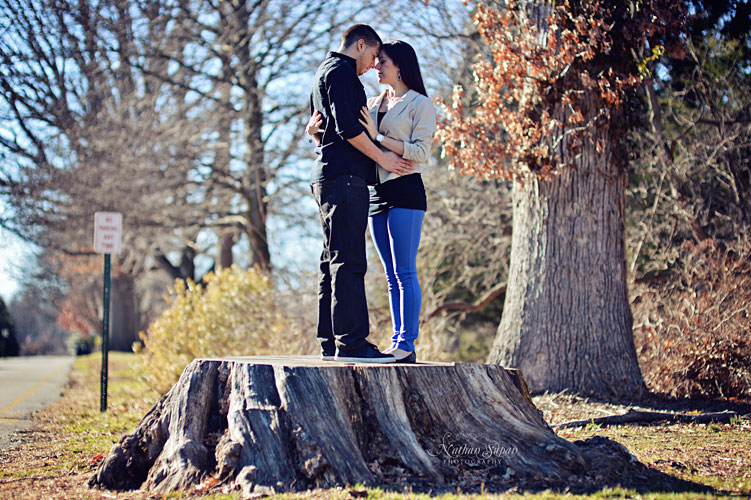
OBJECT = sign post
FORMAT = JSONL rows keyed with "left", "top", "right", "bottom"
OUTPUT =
{"left": 94, "top": 212, "right": 122, "bottom": 412}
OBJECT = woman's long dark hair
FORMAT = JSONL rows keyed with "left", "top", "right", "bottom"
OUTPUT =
{"left": 380, "top": 40, "right": 428, "bottom": 97}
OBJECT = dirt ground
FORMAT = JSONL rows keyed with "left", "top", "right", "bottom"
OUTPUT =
{"left": 0, "top": 355, "right": 749, "bottom": 500}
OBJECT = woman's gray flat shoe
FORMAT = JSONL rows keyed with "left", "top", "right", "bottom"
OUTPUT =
{"left": 394, "top": 350, "right": 416, "bottom": 363}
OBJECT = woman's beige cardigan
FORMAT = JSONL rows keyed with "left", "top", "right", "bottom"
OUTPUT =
{"left": 367, "top": 89, "right": 437, "bottom": 184}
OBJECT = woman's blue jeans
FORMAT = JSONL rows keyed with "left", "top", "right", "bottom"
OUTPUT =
{"left": 369, "top": 208, "right": 425, "bottom": 352}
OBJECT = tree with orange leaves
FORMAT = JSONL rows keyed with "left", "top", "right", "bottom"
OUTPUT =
{"left": 438, "top": 0, "right": 688, "bottom": 397}
{"left": 53, "top": 251, "right": 139, "bottom": 351}
{"left": 55, "top": 254, "right": 102, "bottom": 340}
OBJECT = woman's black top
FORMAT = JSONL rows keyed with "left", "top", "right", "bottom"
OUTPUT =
{"left": 377, "top": 110, "right": 387, "bottom": 127}
{"left": 368, "top": 110, "right": 427, "bottom": 216}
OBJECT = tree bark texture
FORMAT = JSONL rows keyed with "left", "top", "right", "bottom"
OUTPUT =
{"left": 90, "top": 356, "right": 591, "bottom": 496}
{"left": 488, "top": 156, "right": 645, "bottom": 397}
{"left": 487, "top": 0, "right": 645, "bottom": 398}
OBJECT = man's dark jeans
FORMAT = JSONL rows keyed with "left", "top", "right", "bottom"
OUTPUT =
{"left": 312, "top": 175, "right": 370, "bottom": 352}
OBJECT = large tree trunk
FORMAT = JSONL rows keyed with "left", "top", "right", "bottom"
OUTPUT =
{"left": 241, "top": 87, "right": 270, "bottom": 272}
{"left": 488, "top": 147, "right": 645, "bottom": 397}
{"left": 109, "top": 273, "right": 138, "bottom": 352}
{"left": 90, "top": 356, "right": 597, "bottom": 496}
{"left": 233, "top": 1, "right": 271, "bottom": 273}
{"left": 217, "top": 232, "right": 235, "bottom": 269}
{"left": 214, "top": 55, "right": 237, "bottom": 272}
{"left": 487, "top": 0, "right": 645, "bottom": 398}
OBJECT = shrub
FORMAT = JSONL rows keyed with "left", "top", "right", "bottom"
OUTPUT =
{"left": 631, "top": 238, "right": 751, "bottom": 401}
{"left": 136, "top": 265, "right": 304, "bottom": 394}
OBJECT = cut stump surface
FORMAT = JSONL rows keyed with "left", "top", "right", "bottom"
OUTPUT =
{"left": 89, "top": 356, "right": 588, "bottom": 496}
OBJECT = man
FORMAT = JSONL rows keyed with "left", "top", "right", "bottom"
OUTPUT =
{"left": 309, "top": 24, "right": 413, "bottom": 363}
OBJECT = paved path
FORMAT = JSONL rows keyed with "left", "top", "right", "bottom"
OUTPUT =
{"left": 0, "top": 355, "right": 74, "bottom": 449}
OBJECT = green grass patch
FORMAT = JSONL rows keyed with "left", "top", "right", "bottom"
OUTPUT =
{"left": 0, "top": 464, "right": 64, "bottom": 480}
{"left": 256, "top": 487, "right": 732, "bottom": 499}
{"left": 57, "top": 352, "right": 160, "bottom": 470}
{"left": 559, "top": 421, "right": 751, "bottom": 497}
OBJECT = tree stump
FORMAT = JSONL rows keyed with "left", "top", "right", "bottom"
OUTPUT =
{"left": 89, "top": 356, "right": 588, "bottom": 496}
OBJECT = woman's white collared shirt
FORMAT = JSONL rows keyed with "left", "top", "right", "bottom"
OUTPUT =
{"left": 367, "top": 89, "right": 437, "bottom": 184}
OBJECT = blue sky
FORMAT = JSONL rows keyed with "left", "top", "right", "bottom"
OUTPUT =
{"left": 0, "top": 225, "right": 35, "bottom": 302}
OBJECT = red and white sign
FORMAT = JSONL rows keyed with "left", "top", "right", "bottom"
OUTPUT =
{"left": 94, "top": 212, "right": 123, "bottom": 254}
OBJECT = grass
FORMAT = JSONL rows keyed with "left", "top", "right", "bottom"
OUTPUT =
{"left": 0, "top": 352, "right": 749, "bottom": 499}
{"left": 57, "top": 353, "right": 159, "bottom": 460}
{"left": 556, "top": 420, "right": 751, "bottom": 496}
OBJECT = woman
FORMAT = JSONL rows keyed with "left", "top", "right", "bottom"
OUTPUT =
{"left": 307, "top": 40, "right": 436, "bottom": 363}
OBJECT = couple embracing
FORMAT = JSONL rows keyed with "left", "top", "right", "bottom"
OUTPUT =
{"left": 307, "top": 24, "right": 436, "bottom": 364}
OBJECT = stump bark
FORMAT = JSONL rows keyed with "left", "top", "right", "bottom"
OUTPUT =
{"left": 89, "top": 356, "right": 587, "bottom": 496}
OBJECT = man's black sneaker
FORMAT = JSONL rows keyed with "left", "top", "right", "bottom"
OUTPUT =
{"left": 334, "top": 342, "right": 396, "bottom": 363}
{"left": 320, "top": 342, "right": 336, "bottom": 361}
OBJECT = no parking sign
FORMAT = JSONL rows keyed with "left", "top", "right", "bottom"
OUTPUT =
{"left": 94, "top": 212, "right": 122, "bottom": 254}
{"left": 93, "top": 212, "right": 122, "bottom": 412}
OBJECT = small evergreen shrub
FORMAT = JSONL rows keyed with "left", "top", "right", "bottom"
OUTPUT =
{"left": 136, "top": 265, "right": 302, "bottom": 394}
{"left": 631, "top": 238, "right": 751, "bottom": 401}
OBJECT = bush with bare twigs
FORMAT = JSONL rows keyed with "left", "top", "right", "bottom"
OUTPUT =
{"left": 631, "top": 238, "right": 751, "bottom": 401}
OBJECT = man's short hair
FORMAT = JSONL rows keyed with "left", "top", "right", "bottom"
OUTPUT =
{"left": 342, "top": 24, "right": 381, "bottom": 49}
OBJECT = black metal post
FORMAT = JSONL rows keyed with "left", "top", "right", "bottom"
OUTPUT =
{"left": 100, "top": 253, "right": 111, "bottom": 412}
